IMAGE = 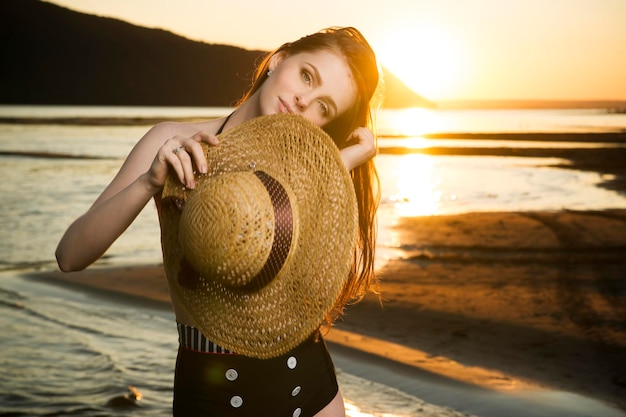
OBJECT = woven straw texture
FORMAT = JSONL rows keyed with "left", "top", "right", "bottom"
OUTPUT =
{"left": 159, "top": 113, "right": 358, "bottom": 358}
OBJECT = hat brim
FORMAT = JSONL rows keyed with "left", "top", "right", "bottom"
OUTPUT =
{"left": 159, "top": 113, "right": 358, "bottom": 358}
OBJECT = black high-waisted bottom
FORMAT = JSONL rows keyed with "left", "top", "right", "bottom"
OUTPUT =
{"left": 173, "top": 324, "right": 339, "bottom": 417}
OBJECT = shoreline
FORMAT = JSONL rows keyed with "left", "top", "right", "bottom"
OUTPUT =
{"left": 3, "top": 129, "right": 625, "bottom": 194}
{"left": 19, "top": 208, "right": 626, "bottom": 416}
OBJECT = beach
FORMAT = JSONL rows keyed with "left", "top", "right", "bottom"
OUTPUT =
{"left": 26, "top": 208, "right": 626, "bottom": 416}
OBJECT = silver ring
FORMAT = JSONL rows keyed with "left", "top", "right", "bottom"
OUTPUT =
{"left": 173, "top": 146, "right": 184, "bottom": 155}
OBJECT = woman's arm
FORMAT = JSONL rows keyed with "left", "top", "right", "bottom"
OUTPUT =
{"left": 55, "top": 122, "right": 217, "bottom": 272}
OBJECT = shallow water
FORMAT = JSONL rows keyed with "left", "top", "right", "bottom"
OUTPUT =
{"left": 0, "top": 273, "right": 176, "bottom": 416}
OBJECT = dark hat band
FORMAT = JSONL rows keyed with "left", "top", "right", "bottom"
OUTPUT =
{"left": 245, "top": 170, "right": 294, "bottom": 291}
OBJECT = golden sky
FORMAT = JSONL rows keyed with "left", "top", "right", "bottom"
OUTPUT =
{"left": 47, "top": 0, "right": 626, "bottom": 102}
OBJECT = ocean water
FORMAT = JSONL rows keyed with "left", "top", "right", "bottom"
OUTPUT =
{"left": 1, "top": 105, "right": 626, "bottom": 416}
{"left": 0, "top": 273, "right": 177, "bottom": 416}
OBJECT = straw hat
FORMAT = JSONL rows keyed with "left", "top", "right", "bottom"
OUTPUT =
{"left": 159, "top": 113, "right": 358, "bottom": 359}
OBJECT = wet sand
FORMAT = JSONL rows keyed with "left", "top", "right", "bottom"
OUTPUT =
{"left": 334, "top": 209, "right": 626, "bottom": 414}
{"left": 28, "top": 209, "right": 626, "bottom": 416}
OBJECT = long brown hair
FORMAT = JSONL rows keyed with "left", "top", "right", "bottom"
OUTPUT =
{"left": 239, "top": 27, "right": 382, "bottom": 322}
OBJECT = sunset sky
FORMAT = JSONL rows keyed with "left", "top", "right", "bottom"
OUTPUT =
{"left": 47, "top": 0, "right": 626, "bottom": 102}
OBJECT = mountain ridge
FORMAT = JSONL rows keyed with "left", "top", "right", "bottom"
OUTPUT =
{"left": 1, "top": 0, "right": 434, "bottom": 108}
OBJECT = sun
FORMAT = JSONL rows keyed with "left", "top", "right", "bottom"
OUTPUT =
{"left": 373, "top": 24, "right": 466, "bottom": 101}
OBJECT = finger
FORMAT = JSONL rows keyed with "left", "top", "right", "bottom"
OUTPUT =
{"left": 354, "top": 128, "right": 376, "bottom": 150}
{"left": 165, "top": 141, "right": 195, "bottom": 188}
{"left": 173, "top": 148, "right": 196, "bottom": 189}
{"left": 192, "top": 131, "right": 220, "bottom": 146}
{"left": 155, "top": 146, "right": 186, "bottom": 188}
{"left": 355, "top": 127, "right": 374, "bottom": 144}
{"left": 172, "top": 146, "right": 185, "bottom": 156}
{"left": 184, "top": 140, "right": 208, "bottom": 174}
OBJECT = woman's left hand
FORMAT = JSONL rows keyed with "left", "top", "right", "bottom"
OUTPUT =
{"left": 340, "top": 127, "right": 376, "bottom": 171}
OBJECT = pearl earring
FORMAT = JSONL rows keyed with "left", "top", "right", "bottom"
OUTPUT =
{"left": 267, "top": 70, "right": 273, "bottom": 77}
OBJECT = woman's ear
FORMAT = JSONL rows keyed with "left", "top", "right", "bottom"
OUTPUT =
{"left": 268, "top": 51, "right": 286, "bottom": 72}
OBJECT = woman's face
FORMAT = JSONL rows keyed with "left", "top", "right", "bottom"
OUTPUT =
{"left": 258, "top": 50, "right": 357, "bottom": 128}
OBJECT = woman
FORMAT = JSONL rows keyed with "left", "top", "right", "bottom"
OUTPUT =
{"left": 56, "top": 26, "right": 380, "bottom": 416}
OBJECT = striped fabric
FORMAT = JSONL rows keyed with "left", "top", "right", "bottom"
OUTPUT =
{"left": 177, "top": 322, "right": 236, "bottom": 354}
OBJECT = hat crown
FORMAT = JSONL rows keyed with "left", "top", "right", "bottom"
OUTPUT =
{"left": 179, "top": 170, "right": 296, "bottom": 290}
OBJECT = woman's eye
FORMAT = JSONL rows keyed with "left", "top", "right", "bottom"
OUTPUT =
{"left": 318, "top": 101, "right": 329, "bottom": 116}
{"left": 302, "top": 71, "right": 312, "bottom": 85}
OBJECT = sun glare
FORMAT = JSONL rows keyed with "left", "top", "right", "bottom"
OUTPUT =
{"left": 377, "top": 107, "right": 448, "bottom": 137}
{"left": 393, "top": 108, "right": 440, "bottom": 136}
{"left": 382, "top": 154, "right": 443, "bottom": 217}
{"left": 374, "top": 24, "right": 465, "bottom": 100}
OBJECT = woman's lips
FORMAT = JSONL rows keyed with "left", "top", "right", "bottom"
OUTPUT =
{"left": 278, "top": 98, "right": 292, "bottom": 114}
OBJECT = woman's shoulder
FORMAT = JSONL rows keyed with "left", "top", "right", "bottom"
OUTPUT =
{"left": 149, "top": 119, "right": 219, "bottom": 137}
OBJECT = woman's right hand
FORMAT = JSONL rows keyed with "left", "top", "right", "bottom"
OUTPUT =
{"left": 147, "top": 131, "right": 220, "bottom": 190}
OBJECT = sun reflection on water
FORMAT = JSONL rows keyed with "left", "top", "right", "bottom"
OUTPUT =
{"left": 379, "top": 107, "right": 442, "bottom": 136}
{"left": 382, "top": 153, "right": 444, "bottom": 217}
{"left": 376, "top": 108, "right": 449, "bottom": 218}
{"left": 345, "top": 401, "right": 409, "bottom": 417}
{"left": 400, "top": 136, "right": 430, "bottom": 149}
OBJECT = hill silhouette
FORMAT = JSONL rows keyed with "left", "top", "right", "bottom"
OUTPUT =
{"left": 1, "top": 0, "right": 433, "bottom": 108}
{"left": 380, "top": 69, "right": 435, "bottom": 108}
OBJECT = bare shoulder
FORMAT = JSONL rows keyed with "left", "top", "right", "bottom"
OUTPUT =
{"left": 147, "top": 119, "right": 221, "bottom": 140}
{"left": 145, "top": 121, "right": 199, "bottom": 141}
{"left": 128, "top": 118, "right": 222, "bottom": 162}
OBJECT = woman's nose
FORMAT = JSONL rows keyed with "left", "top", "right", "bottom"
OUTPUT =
{"left": 294, "top": 94, "right": 309, "bottom": 110}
